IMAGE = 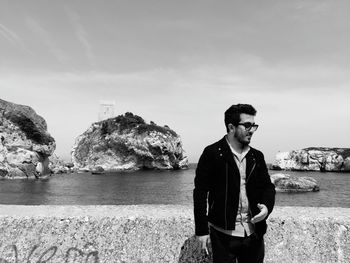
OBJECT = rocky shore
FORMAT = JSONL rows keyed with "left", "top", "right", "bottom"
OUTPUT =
{"left": 3, "top": 97, "right": 348, "bottom": 178}
{"left": 49, "top": 154, "right": 75, "bottom": 174}
{"left": 0, "top": 99, "right": 188, "bottom": 179}
{"left": 0, "top": 99, "right": 189, "bottom": 177}
{"left": 0, "top": 99, "right": 56, "bottom": 179}
{"left": 272, "top": 147, "right": 350, "bottom": 172}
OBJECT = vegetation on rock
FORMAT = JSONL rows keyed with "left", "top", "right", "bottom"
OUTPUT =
{"left": 7, "top": 113, "right": 53, "bottom": 145}
{"left": 100, "top": 112, "right": 177, "bottom": 137}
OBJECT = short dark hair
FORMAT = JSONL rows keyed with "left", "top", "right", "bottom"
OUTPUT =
{"left": 224, "top": 104, "right": 257, "bottom": 132}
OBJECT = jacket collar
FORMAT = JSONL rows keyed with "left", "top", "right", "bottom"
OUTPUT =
{"left": 218, "top": 136, "right": 256, "bottom": 175}
{"left": 218, "top": 136, "right": 236, "bottom": 167}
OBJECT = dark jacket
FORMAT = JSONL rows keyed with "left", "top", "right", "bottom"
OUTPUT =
{"left": 193, "top": 136, "right": 276, "bottom": 237}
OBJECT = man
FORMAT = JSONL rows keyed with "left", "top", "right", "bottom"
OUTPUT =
{"left": 193, "top": 104, "right": 275, "bottom": 263}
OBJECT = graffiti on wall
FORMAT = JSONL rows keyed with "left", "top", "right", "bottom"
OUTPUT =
{"left": 0, "top": 244, "right": 99, "bottom": 263}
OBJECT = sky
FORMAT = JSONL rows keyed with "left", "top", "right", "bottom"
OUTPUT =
{"left": 0, "top": 0, "right": 349, "bottom": 163}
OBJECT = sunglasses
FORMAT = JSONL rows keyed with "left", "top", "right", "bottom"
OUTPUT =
{"left": 237, "top": 122, "right": 259, "bottom": 132}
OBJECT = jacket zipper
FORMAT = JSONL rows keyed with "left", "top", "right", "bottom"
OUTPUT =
{"left": 225, "top": 163, "right": 228, "bottom": 229}
{"left": 246, "top": 160, "right": 256, "bottom": 221}
{"left": 246, "top": 161, "right": 256, "bottom": 184}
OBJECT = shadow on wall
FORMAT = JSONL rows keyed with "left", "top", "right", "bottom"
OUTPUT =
{"left": 178, "top": 235, "right": 212, "bottom": 263}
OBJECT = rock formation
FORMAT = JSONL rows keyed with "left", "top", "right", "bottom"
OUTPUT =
{"left": 272, "top": 147, "right": 350, "bottom": 172}
{"left": 49, "top": 154, "right": 75, "bottom": 174}
{"left": 270, "top": 173, "right": 320, "bottom": 192}
{"left": 0, "top": 98, "right": 56, "bottom": 178}
{"left": 72, "top": 112, "right": 189, "bottom": 171}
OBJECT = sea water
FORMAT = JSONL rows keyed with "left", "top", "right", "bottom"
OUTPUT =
{"left": 0, "top": 168, "right": 349, "bottom": 207}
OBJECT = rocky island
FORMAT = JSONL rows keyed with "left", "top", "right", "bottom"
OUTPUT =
{"left": 272, "top": 147, "right": 350, "bottom": 172}
{"left": 72, "top": 112, "right": 188, "bottom": 172}
{"left": 0, "top": 98, "right": 56, "bottom": 178}
{"left": 271, "top": 173, "right": 320, "bottom": 192}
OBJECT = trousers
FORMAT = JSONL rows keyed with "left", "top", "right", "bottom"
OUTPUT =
{"left": 210, "top": 226, "right": 265, "bottom": 263}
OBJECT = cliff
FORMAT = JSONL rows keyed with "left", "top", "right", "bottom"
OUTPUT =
{"left": 71, "top": 112, "right": 188, "bottom": 171}
{"left": 0, "top": 98, "right": 56, "bottom": 178}
{"left": 272, "top": 147, "right": 350, "bottom": 172}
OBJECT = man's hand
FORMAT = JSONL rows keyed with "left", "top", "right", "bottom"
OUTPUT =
{"left": 251, "top": 203, "right": 268, "bottom": 224}
{"left": 197, "top": 235, "right": 210, "bottom": 255}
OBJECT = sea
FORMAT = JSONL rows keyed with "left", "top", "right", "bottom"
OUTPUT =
{"left": 0, "top": 166, "right": 349, "bottom": 207}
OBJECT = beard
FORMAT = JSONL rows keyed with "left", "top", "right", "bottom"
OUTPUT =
{"left": 235, "top": 132, "right": 252, "bottom": 146}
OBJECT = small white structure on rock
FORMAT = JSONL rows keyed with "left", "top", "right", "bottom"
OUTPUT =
{"left": 98, "top": 101, "right": 115, "bottom": 121}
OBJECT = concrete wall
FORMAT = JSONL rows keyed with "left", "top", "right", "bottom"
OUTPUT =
{"left": 0, "top": 205, "right": 348, "bottom": 263}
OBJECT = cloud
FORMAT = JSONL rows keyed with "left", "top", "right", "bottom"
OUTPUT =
{"left": 295, "top": 0, "right": 332, "bottom": 15}
{"left": 25, "top": 17, "right": 69, "bottom": 63}
{"left": 2, "top": 56, "right": 349, "bottom": 100}
{"left": 65, "top": 6, "right": 96, "bottom": 67}
{"left": 0, "top": 23, "right": 21, "bottom": 44}
{"left": 0, "top": 22, "right": 32, "bottom": 54}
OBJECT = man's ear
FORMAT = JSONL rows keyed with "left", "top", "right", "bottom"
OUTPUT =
{"left": 228, "top": 123, "right": 235, "bottom": 133}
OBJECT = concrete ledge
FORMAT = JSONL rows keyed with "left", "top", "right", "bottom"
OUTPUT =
{"left": 0, "top": 205, "right": 349, "bottom": 262}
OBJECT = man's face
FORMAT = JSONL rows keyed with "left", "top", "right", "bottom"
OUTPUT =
{"left": 233, "top": 113, "right": 256, "bottom": 146}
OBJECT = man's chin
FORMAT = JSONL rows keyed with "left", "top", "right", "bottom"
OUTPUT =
{"left": 241, "top": 141, "right": 250, "bottom": 146}
{"left": 243, "top": 138, "right": 251, "bottom": 145}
